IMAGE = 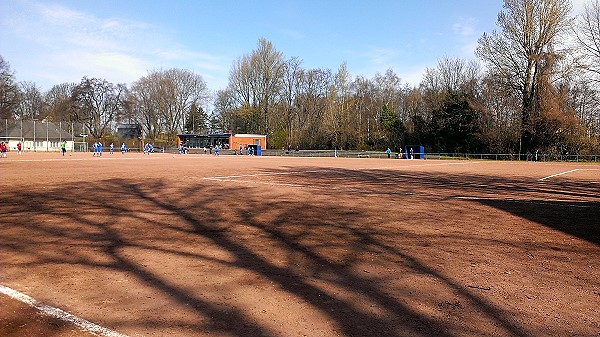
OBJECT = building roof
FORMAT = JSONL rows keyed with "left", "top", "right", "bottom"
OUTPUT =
{"left": 177, "top": 133, "right": 231, "bottom": 138}
{"left": 0, "top": 120, "right": 74, "bottom": 140}
{"left": 177, "top": 133, "right": 266, "bottom": 138}
{"left": 232, "top": 134, "right": 266, "bottom": 138}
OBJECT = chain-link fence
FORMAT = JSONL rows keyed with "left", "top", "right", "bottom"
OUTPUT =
{"left": 0, "top": 119, "right": 87, "bottom": 152}
{"left": 262, "top": 150, "right": 600, "bottom": 162}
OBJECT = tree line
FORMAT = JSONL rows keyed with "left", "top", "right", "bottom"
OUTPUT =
{"left": 1, "top": 0, "right": 599, "bottom": 154}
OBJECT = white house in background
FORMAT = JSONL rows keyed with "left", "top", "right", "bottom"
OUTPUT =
{"left": 0, "top": 120, "right": 75, "bottom": 152}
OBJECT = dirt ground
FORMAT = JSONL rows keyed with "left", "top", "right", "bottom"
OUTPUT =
{"left": 1, "top": 152, "right": 598, "bottom": 337}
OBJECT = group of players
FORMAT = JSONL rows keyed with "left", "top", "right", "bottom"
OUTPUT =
{"left": 92, "top": 142, "right": 128, "bottom": 156}
{"left": 0, "top": 141, "right": 255, "bottom": 157}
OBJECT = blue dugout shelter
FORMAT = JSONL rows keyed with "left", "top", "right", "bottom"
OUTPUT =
{"left": 405, "top": 145, "right": 424, "bottom": 159}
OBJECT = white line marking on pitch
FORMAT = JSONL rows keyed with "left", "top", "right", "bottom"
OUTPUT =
{"left": 3, "top": 156, "right": 168, "bottom": 163}
{"left": 454, "top": 196, "right": 596, "bottom": 208}
{"left": 0, "top": 285, "right": 128, "bottom": 337}
{"left": 538, "top": 169, "right": 581, "bottom": 181}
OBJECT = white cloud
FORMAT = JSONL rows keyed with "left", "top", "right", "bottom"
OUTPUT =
{"left": 399, "top": 65, "right": 429, "bottom": 87}
{"left": 37, "top": 3, "right": 89, "bottom": 25}
{"left": 451, "top": 17, "right": 483, "bottom": 60}
{"left": 76, "top": 52, "right": 148, "bottom": 81}
{"left": 364, "top": 47, "right": 402, "bottom": 67}
{"left": 0, "top": 1, "right": 228, "bottom": 91}
{"left": 452, "top": 18, "right": 476, "bottom": 37}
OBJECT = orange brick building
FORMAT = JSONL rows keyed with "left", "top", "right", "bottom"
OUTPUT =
{"left": 177, "top": 132, "right": 266, "bottom": 151}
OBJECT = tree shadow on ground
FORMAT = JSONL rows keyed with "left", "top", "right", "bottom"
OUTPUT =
{"left": 476, "top": 199, "right": 599, "bottom": 245}
{"left": 1, "top": 165, "right": 598, "bottom": 336}
{"left": 270, "top": 166, "right": 599, "bottom": 245}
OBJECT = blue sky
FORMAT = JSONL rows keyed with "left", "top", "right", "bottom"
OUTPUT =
{"left": 0, "top": 0, "right": 587, "bottom": 96}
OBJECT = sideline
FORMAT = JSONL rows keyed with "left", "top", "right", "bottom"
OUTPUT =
{"left": 0, "top": 285, "right": 128, "bottom": 337}
{"left": 0, "top": 156, "right": 169, "bottom": 163}
{"left": 538, "top": 169, "right": 581, "bottom": 181}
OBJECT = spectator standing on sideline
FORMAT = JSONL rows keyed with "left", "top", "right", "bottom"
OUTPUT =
{"left": 386, "top": 147, "right": 391, "bottom": 158}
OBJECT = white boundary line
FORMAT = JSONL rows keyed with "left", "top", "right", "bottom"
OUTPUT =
{"left": 538, "top": 169, "right": 581, "bottom": 181}
{"left": 0, "top": 285, "right": 128, "bottom": 337}
{"left": 454, "top": 196, "right": 596, "bottom": 208}
{"left": 0, "top": 156, "right": 169, "bottom": 163}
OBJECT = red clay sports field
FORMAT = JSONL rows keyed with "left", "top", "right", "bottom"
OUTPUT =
{"left": 1, "top": 152, "right": 598, "bottom": 336}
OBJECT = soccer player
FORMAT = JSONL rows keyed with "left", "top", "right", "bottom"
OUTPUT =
{"left": 0, "top": 142, "right": 7, "bottom": 158}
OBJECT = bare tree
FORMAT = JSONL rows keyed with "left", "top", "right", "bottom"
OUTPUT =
{"left": 568, "top": 78, "right": 600, "bottom": 137}
{"left": 295, "top": 68, "right": 332, "bottom": 148}
{"left": 252, "top": 38, "right": 285, "bottom": 135}
{"left": 227, "top": 38, "right": 285, "bottom": 136}
{"left": 71, "top": 77, "right": 126, "bottom": 139}
{"left": 279, "top": 57, "right": 303, "bottom": 147}
{"left": 44, "top": 83, "right": 76, "bottom": 122}
{"left": 422, "top": 57, "right": 481, "bottom": 95}
{"left": 322, "top": 63, "right": 353, "bottom": 149}
{"left": 213, "top": 88, "right": 237, "bottom": 132}
{"left": 476, "top": 0, "right": 572, "bottom": 152}
{"left": 574, "top": 0, "right": 600, "bottom": 83}
{"left": 129, "top": 74, "right": 162, "bottom": 141}
{"left": 129, "top": 69, "right": 208, "bottom": 143}
{"left": 351, "top": 76, "right": 378, "bottom": 147}
{"left": 0, "top": 55, "right": 20, "bottom": 119}
{"left": 16, "top": 81, "right": 43, "bottom": 120}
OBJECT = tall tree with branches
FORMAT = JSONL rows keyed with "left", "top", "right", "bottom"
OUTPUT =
{"left": 71, "top": 77, "right": 126, "bottom": 139}
{"left": 0, "top": 55, "right": 20, "bottom": 119}
{"left": 476, "top": 0, "right": 572, "bottom": 153}
{"left": 574, "top": 0, "right": 600, "bottom": 83}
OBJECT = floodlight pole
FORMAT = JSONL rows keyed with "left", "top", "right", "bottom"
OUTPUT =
{"left": 33, "top": 119, "right": 37, "bottom": 152}
{"left": 46, "top": 120, "right": 49, "bottom": 152}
